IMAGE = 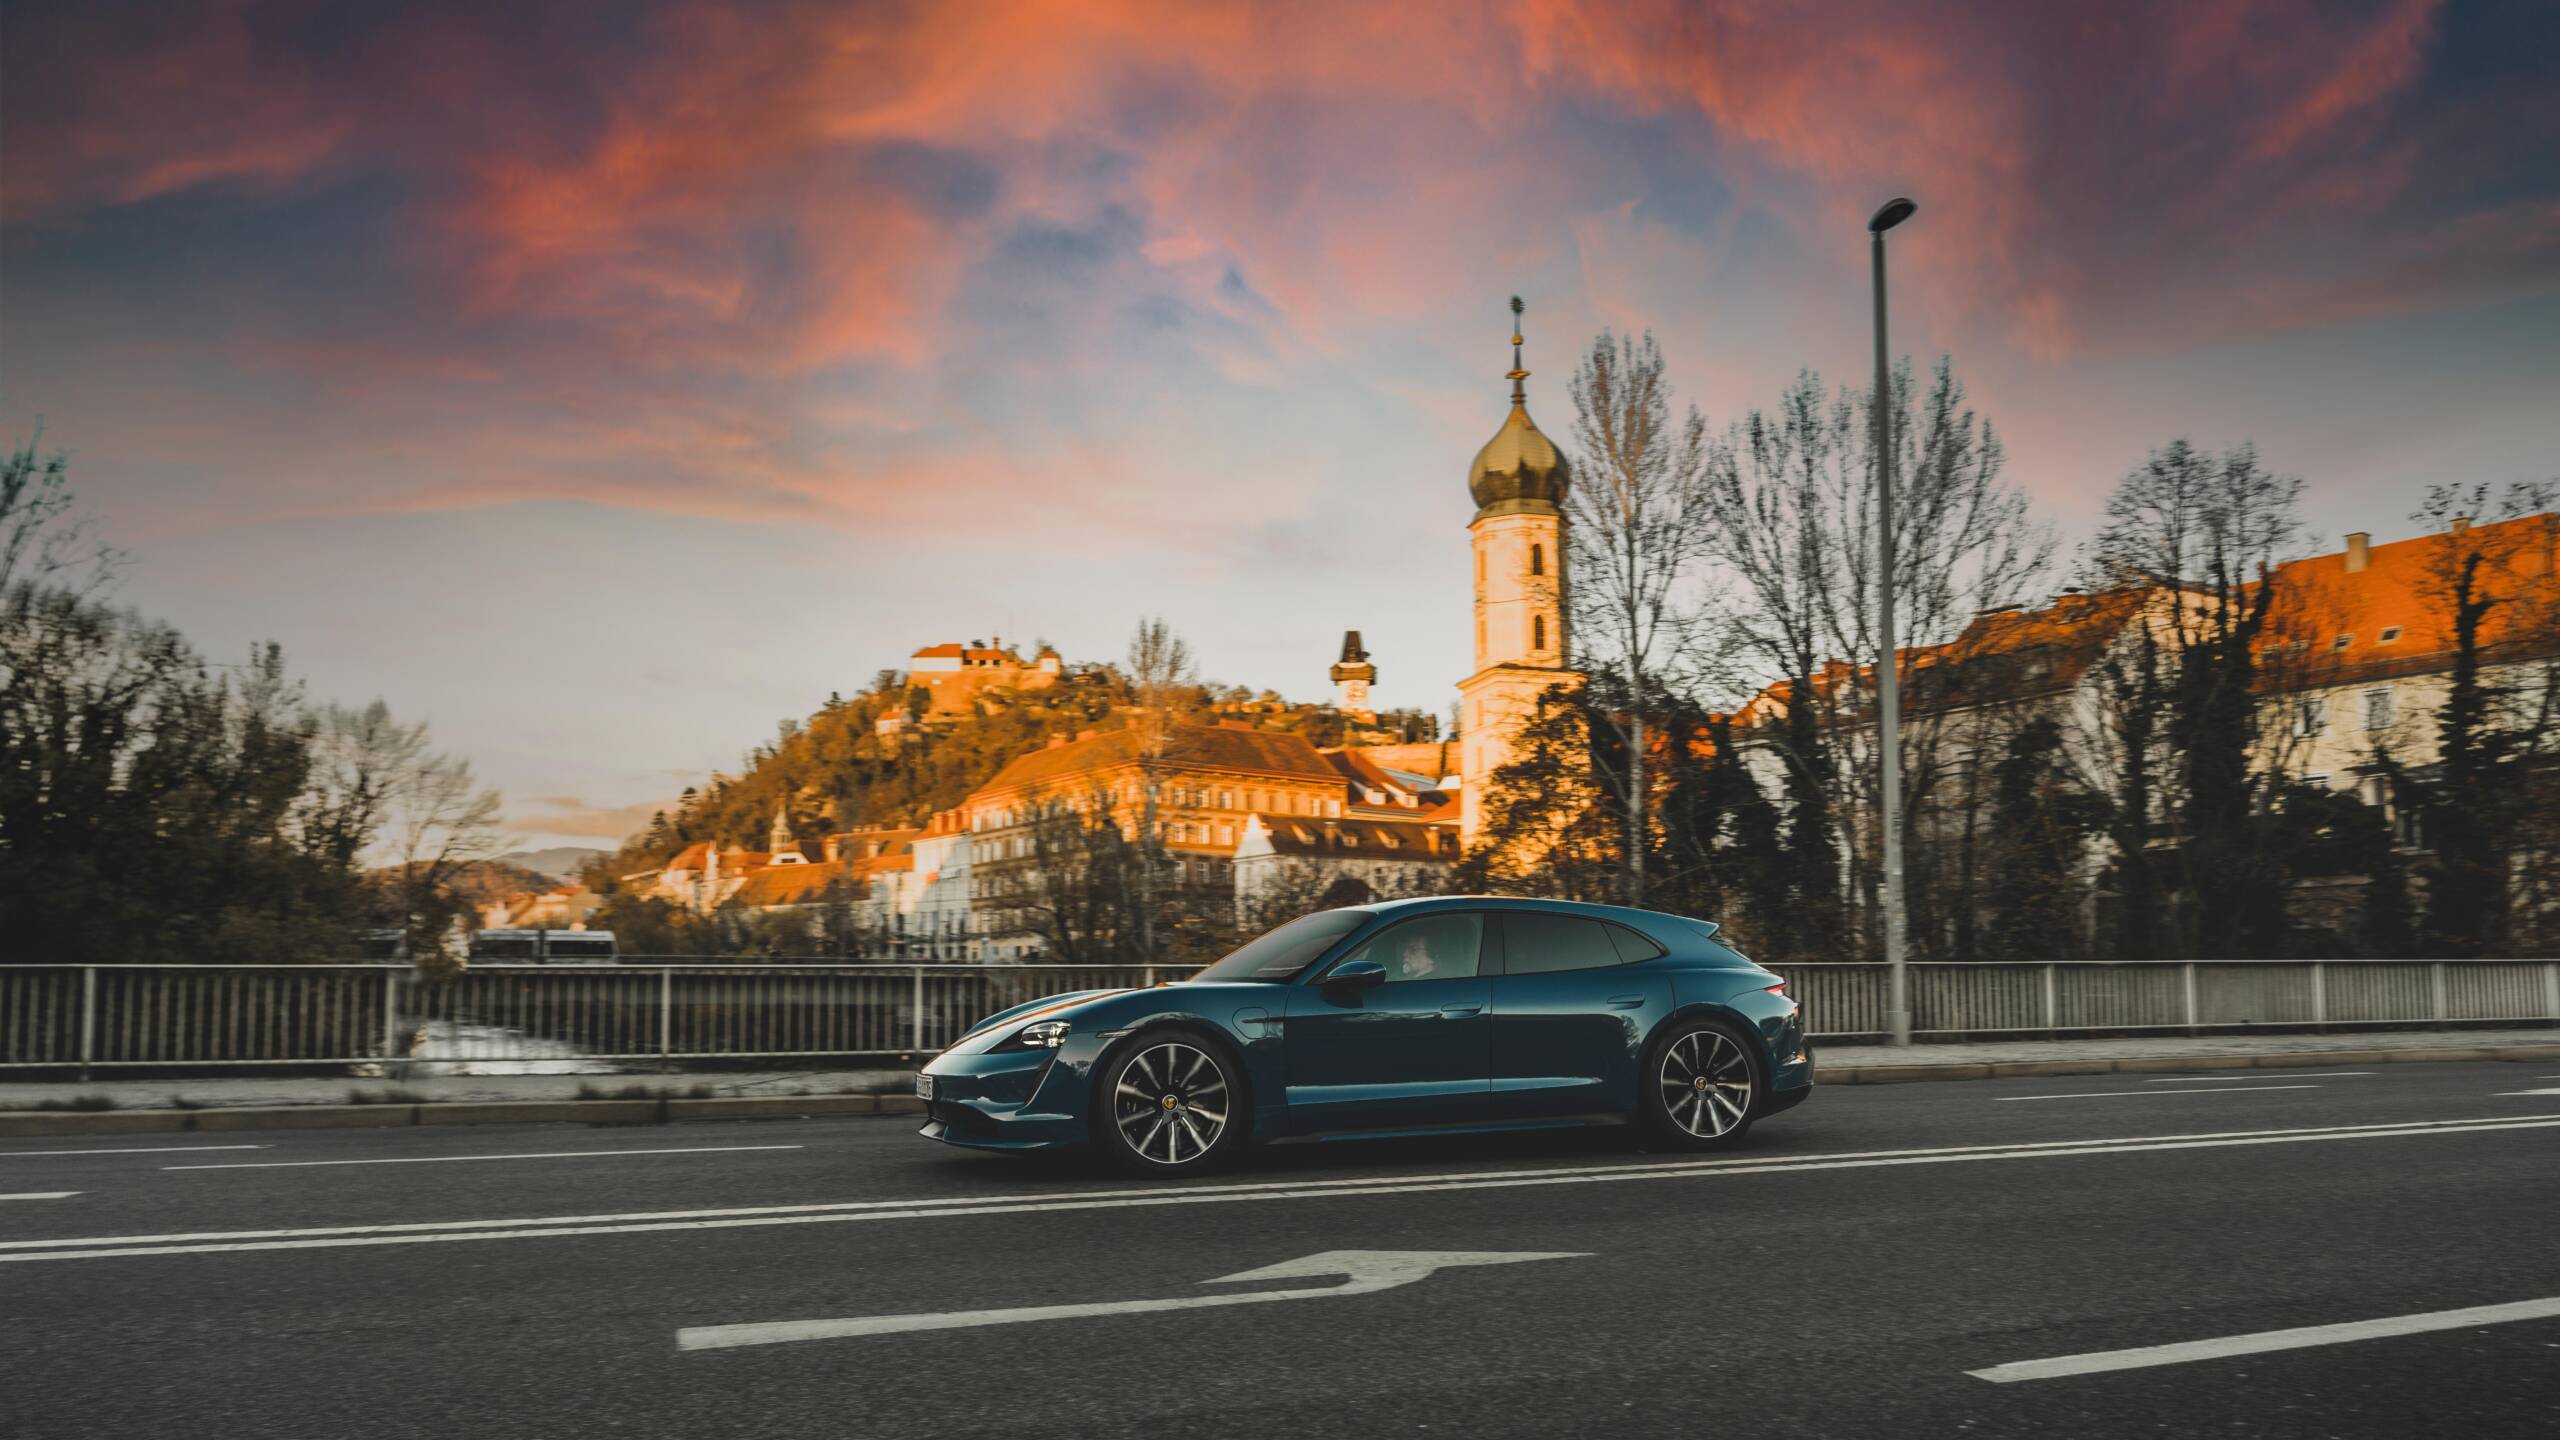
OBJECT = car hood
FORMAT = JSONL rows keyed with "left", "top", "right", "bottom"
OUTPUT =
{"left": 944, "top": 980, "right": 1282, "bottom": 1054}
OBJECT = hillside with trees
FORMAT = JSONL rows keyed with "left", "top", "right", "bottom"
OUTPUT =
{"left": 589, "top": 657, "right": 1438, "bottom": 887}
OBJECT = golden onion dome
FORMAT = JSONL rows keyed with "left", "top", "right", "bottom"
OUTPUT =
{"left": 1467, "top": 296, "right": 1569, "bottom": 521}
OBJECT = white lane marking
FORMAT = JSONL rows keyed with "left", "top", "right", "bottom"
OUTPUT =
{"left": 1969, "top": 1296, "right": 2560, "bottom": 1383}
{"left": 13, "top": 1113, "right": 2527, "bottom": 1253}
{"left": 2496, "top": 1088, "right": 2560, "bottom": 1096}
{"left": 1999, "top": 1086, "right": 2319, "bottom": 1102}
{"left": 165, "top": 1145, "right": 801, "bottom": 1171}
{"left": 12, "top": 1114, "right": 2558, "bottom": 1264}
{"left": 2143, "top": 1072, "right": 2374, "bottom": 1082}
{"left": 679, "top": 1250, "right": 1584, "bottom": 1351}
{"left": 1, "top": 1146, "right": 269, "bottom": 1158}
{"left": 0, "top": 1192, "right": 80, "bottom": 1201}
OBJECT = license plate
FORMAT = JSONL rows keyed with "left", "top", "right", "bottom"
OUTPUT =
{"left": 914, "top": 1073, "right": 936, "bottom": 1100}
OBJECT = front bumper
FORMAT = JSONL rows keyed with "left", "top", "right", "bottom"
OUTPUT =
{"left": 915, "top": 1044, "right": 1091, "bottom": 1152}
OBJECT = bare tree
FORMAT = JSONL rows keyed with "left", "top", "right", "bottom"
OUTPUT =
{"left": 1123, "top": 617, "right": 1196, "bottom": 958}
{"left": 1565, "top": 330, "right": 1715, "bottom": 905}
{"left": 313, "top": 701, "right": 503, "bottom": 976}
{"left": 1, "top": 435, "right": 119, "bottom": 598}
{"left": 1705, "top": 360, "right": 2049, "bottom": 957}
{"left": 2090, "top": 440, "right": 2305, "bottom": 956}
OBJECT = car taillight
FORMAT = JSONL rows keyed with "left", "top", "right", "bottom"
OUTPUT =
{"left": 1763, "top": 980, "right": 1787, "bottom": 996}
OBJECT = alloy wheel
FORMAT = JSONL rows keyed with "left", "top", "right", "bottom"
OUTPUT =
{"left": 1659, "top": 1028, "right": 1754, "bottom": 1138}
{"left": 1111, "top": 1041, "right": 1230, "bottom": 1166}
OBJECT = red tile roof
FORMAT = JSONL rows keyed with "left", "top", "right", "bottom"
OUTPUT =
{"left": 728, "top": 860, "right": 852, "bottom": 907}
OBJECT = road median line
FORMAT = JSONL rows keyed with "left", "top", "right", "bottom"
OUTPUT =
{"left": 11, "top": 1113, "right": 2556, "bottom": 1265}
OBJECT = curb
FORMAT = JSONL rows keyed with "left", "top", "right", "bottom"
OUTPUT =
{"left": 1822, "top": 1042, "right": 2560, "bottom": 1085}
{"left": 0, "top": 1093, "right": 918, "bottom": 1139}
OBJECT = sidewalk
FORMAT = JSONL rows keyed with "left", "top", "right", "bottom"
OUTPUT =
{"left": 3, "top": 1029, "right": 2555, "bottom": 1136}
{"left": 0, "top": 1065, "right": 914, "bottom": 1113}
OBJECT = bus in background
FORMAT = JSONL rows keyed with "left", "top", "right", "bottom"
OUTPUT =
{"left": 467, "top": 929, "right": 620, "bottom": 964}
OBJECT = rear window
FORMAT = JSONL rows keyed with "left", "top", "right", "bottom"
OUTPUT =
{"left": 1605, "top": 924, "right": 1667, "bottom": 963}
{"left": 1498, "top": 913, "right": 1624, "bottom": 975}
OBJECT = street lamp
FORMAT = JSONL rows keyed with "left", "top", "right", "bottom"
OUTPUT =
{"left": 1869, "top": 196, "right": 1915, "bottom": 1047}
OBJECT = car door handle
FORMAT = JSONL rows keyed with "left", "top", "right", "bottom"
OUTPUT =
{"left": 1606, "top": 995, "right": 1646, "bottom": 1009}
{"left": 1439, "top": 1005, "right": 1483, "bottom": 1018}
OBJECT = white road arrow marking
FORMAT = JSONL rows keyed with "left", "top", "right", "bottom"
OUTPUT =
{"left": 675, "top": 1249, "right": 1587, "bottom": 1351}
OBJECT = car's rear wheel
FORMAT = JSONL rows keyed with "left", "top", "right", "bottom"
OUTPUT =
{"left": 1094, "top": 1033, "right": 1243, "bottom": 1175}
{"left": 1642, "top": 1018, "right": 1761, "bottom": 1150}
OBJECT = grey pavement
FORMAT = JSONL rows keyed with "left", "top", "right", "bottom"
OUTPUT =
{"left": 6, "top": 1059, "right": 2558, "bottom": 1437}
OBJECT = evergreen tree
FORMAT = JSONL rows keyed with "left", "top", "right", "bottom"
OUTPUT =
{"left": 1981, "top": 718, "right": 2106, "bottom": 960}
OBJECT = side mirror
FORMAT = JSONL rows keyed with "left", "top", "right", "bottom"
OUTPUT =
{"left": 1323, "top": 958, "right": 1387, "bottom": 990}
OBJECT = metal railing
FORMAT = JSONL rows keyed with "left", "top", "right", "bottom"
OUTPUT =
{"left": 0, "top": 963, "right": 1197, "bottom": 1075}
{"left": 1765, "top": 959, "right": 2560, "bottom": 1041}
{"left": 2, "top": 958, "right": 2555, "bottom": 1074}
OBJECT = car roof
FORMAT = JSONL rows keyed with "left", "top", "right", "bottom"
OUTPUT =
{"left": 1357, "top": 893, "right": 1718, "bottom": 933}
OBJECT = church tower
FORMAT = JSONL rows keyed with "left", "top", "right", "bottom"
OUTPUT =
{"left": 1457, "top": 296, "right": 1576, "bottom": 847}
{"left": 767, "top": 802, "right": 805, "bottom": 864}
{"left": 1329, "top": 631, "right": 1376, "bottom": 719}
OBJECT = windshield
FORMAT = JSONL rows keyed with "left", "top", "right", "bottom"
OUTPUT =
{"left": 1190, "top": 908, "right": 1372, "bottom": 983}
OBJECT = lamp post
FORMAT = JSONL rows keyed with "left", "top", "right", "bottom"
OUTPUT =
{"left": 1869, "top": 196, "right": 1916, "bottom": 1047}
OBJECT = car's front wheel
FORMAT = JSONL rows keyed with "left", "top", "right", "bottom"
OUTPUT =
{"left": 1094, "top": 1033, "right": 1243, "bottom": 1175}
{"left": 1641, "top": 1018, "right": 1761, "bottom": 1150}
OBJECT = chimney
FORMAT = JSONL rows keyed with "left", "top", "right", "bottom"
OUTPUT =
{"left": 1046, "top": 735, "right": 1068, "bottom": 749}
{"left": 2345, "top": 532, "right": 2370, "bottom": 573}
{"left": 2451, "top": 515, "right": 2472, "bottom": 536}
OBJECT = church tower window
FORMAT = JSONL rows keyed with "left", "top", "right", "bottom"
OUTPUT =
{"left": 1533, "top": 615, "right": 1546, "bottom": 650}
{"left": 1530, "top": 543, "right": 1544, "bottom": 576}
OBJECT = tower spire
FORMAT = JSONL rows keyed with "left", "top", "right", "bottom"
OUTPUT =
{"left": 1507, "top": 294, "right": 1528, "bottom": 405}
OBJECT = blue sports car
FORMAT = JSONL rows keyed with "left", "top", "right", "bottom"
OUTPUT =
{"left": 917, "top": 896, "right": 1812, "bottom": 1174}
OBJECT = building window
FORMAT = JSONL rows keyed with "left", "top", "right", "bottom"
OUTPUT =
{"left": 1533, "top": 615, "right": 1546, "bottom": 650}
{"left": 2362, "top": 688, "right": 2395, "bottom": 730}
{"left": 2331, "top": 634, "right": 2352, "bottom": 651}
{"left": 1530, "top": 543, "right": 1544, "bottom": 576}
{"left": 2378, "top": 625, "right": 2402, "bottom": 643}
{"left": 2358, "top": 775, "right": 2387, "bottom": 808}
{"left": 2293, "top": 699, "right": 2326, "bottom": 738}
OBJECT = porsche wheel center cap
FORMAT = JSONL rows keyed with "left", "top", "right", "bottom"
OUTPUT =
{"left": 1161, "top": 1094, "right": 1181, "bottom": 1112}
{"left": 1692, "top": 1076, "right": 1710, "bottom": 1092}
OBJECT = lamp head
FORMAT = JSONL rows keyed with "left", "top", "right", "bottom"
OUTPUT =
{"left": 1868, "top": 197, "right": 1917, "bottom": 233}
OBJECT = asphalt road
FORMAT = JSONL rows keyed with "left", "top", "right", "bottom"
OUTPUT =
{"left": 6, "top": 1061, "right": 2558, "bottom": 1439}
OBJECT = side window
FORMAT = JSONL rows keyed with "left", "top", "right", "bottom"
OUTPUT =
{"left": 1498, "top": 913, "right": 1623, "bottom": 975}
{"left": 1338, "top": 913, "right": 1484, "bottom": 983}
{"left": 1605, "top": 924, "right": 1667, "bottom": 963}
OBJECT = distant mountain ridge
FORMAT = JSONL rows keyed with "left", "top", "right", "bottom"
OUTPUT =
{"left": 498, "top": 847, "right": 607, "bottom": 881}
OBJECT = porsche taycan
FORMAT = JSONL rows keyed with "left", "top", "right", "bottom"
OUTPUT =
{"left": 916, "top": 896, "right": 1811, "bottom": 1174}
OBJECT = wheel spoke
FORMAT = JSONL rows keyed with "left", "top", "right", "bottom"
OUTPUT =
{"left": 1115, "top": 1081, "right": 1152, "bottom": 1104}
{"left": 1187, "top": 1105, "right": 1226, "bottom": 1125}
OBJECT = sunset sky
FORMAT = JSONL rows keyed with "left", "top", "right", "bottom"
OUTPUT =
{"left": 6, "top": 0, "right": 2557, "bottom": 850}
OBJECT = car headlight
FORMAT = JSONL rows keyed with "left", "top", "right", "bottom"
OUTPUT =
{"left": 1007, "top": 1019, "right": 1070, "bottom": 1050}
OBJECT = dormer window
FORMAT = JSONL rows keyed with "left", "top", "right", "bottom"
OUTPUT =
{"left": 2331, "top": 634, "right": 2352, "bottom": 651}
{"left": 2378, "top": 626, "right": 2402, "bottom": 643}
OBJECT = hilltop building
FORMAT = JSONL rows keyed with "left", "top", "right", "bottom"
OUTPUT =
{"left": 902, "top": 639, "right": 1062, "bottom": 718}
{"left": 1329, "top": 631, "right": 1377, "bottom": 719}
